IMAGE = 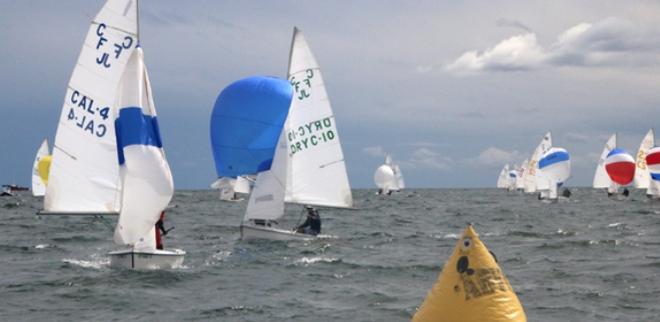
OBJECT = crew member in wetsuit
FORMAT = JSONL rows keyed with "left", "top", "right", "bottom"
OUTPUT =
{"left": 562, "top": 188, "right": 571, "bottom": 198}
{"left": 296, "top": 206, "right": 321, "bottom": 236}
{"left": 622, "top": 188, "right": 630, "bottom": 197}
{"left": 155, "top": 211, "right": 168, "bottom": 250}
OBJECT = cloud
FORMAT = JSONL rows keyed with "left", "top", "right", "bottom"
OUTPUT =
{"left": 446, "top": 18, "right": 660, "bottom": 74}
{"left": 467, "top": 147, "right": 525, "bottom": 167}
{"left": 362, "top": 146, "right": 385, "bottom": 157}
{"left": 401, "top": 147, "right": 453, "bottom": 171}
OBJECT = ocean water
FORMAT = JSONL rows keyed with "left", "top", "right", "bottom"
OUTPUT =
{"left": 1, "top": 189, "right": 660, "bottom": 321}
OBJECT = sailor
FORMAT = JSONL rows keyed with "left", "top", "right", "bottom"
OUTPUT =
{"left": 296, "top": 206, "right": 321, "bottom": 236}
{"left": 562, "top": 188, "right": 571, "bottom": 198}
{"left": 622, "top": 188, "right": 630, "bottom": 197}
{"left": 155, "top": 211, "right": 167, "bottom": 250}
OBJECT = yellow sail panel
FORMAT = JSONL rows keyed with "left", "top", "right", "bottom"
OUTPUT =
{"left": 412, "top": 224, "right": 526, "bottom": 322}
{"left": 38, "top": 155, "right": 52, "bottom": 186}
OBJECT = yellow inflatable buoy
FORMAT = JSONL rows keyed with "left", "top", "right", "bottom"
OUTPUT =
{"left": 38, "top": 155, "right": 52, "bottom": 186}
{"left": 412, "top": 224, "right": 526, "bottom": 322}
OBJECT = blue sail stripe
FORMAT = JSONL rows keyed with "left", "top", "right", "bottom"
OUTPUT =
{"left": 651, "top": 173, "right": 660, "bottom": 181}
{"left": 115, "top": 107, "right": 163, "bottom": 165}
{"left": 538, "top": 151, "right": 569, "bottom": 169}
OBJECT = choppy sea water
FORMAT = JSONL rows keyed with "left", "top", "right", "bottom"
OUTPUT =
{"left": 1, "top": 189, "right": 660, "bottom": 321}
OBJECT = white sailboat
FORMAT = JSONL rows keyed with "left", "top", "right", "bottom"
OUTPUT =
{"left": 634, "top": 129, "right": 654, "bottom": 190}
{"left": 593, "top": 133, "right": 618, "bottom": 194}
{"left": 240, "top": 27, "right": 353, "bottom": 240}
{"left": 375, "top": 154, "right": 404, "bottom": 194}
{"left": 107, "top": 46, "right": 184, "bottom": 269}
{"left": 41, "top": 0, "right": 183, "bottom": 268}
{"left": 211, "top": 176, "right": 251, "bottom": 202}
{"left": 523, "top": 132, "right": 552, "bottom": 193}
{"left": 538, "top": 147, "right": 571, "bottom": 201}
{"left": 496, "top": 164, "right": 509, "bottom": 189}
{"left": 31, "top": 139, "right": 51, "bottom": 197}
{"left": 645, "top": 146, "right": 660, "bottom": 198}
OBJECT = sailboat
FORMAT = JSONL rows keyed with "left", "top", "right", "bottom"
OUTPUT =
{"left": 41, "top": 0, "right": 183, "bottom": 269}
{"left": 634, "top": 129, "right": 654, "bottom": 191}
{"left": 375, "top": 154, "right": 405, "bottom": 194}
{"left": 496, "top": 164, "right": 509, "bottom": 189}
{"left": 107, "top": 46, "right": 184, "bottom": 269}
{"left": 523, "top": 132, "right": 552, "bottom": 193}
{"left": 211, "top": 175, "right": 252, "bottom": 202}
{"left": 593, "top": 133, "right": 636, "bottom": 196}
{"left": 537, "top": 147, "right": 571, "bottom": 201}
{"left": 645, "top": 146, "right": 660, "bottom": 198}
{"left": 507, "top": 164, "right": 518, "bottom": 191}
{"left": 31, "top": 139, "right": 51, "bottom": 197}
{"left": 240, "top": 27, "right": 353, "bottom": 240}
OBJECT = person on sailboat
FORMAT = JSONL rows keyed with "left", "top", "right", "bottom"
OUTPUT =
{"left": 622, "top": 188, "right": 630, "bottom": 197}
{"left": 155, "top": 211, "right": 168, "bottom": 250}
{"left": 296, "top": 206, "right": 321, "bottom": 236}
{"left": 562, "top": 188, "right": 571, "bottom": 198}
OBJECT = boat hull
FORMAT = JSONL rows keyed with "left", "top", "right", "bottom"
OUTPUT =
{"left": 240, "top": 224, "right": 314, "bottom": 241}
{"left": 108, "top": 248, "right": 185, "bottom": 269}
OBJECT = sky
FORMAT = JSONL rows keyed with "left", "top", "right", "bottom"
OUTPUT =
{"left": 1, "top": 0, "right": 659, "bottom": 189}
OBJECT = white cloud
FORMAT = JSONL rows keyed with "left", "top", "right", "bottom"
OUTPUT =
{"left": 401, "top": 147, "right": 453, "bottom": 171}
{"left": 362, "top": 146, "right": 385, "bottom": 157}
{"left": 445, "top": 18, "right": 660, "bottom": 74}
{"left": 467, "top": 147, "right": 525, "bottom": 167}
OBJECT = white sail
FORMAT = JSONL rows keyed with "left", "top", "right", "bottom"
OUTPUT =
{"left": 524, "top": 132, "right": 552, "bottom": 193}
{"left": 113, "top": 48, "right": 174, "bottom": 250}
{"left": 394, "top": 165, "right": 405, "bottom": 189}
{"left": 496, "top": 164, "right": 509, "bottom": 188}
{"left": 234, "top": 176, "right": 252, "bottom": 194}
{"left": 593, "top": 134, "right": 617, "bottom": 188}
{"left": 32, "top": 139, "right": 50, "bottom": 196}
{"left": 45, "top": 0, "right": 138, "bottom": 213}
{"left": 548, "top": 177, "right": 558, "bottom": 199}
{"left": 634, "top": 129, "right": 654, "bottom": 189}
{"left": 283, "top": 27, "right": 353, "bottom": 208}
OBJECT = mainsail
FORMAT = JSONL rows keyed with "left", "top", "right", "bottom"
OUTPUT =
{"left": 524, "top": 132, "right": 552, "bottom": 193}
{"left": 45, "top": 0, "right": 138, "bottom": 213}
{"left": 496, "top": 164, "right": 509, "bottom": 188}
{"left": 113, "top": 47, "right": 174, "bottom": 250}
{"left": 593, "top": 134, "right": 617, "bottom": 189}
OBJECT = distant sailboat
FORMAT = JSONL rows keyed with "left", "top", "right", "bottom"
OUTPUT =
{"left": 634, "top": 129, "right": 654, "bottom": 191}
{"left": 524, "top": 132, "right": 552, "bottom": 193}
{"left": 515, "top": 160, "right": 527, "bottom": 190}
{"left": 593, "top": 134, "right": 635, "bottom": 196}
{"left": 645, "top": 146, "right": 660, "bottom": 198}
{"left": 375, "top": 154, "right": 405, "bottom": 194}
{"left": 240, "top": 27, "right": 353, "bottom": 240}
{"left": 537, "top": 147, "right": 571, "bottom": 201}
{"left": 496, "top": 164, "right": 509, "bottom": 189}
{"left": 41, "top": 0, "right": 183, "bottom": 269}
{"left": 211, "top": 175, "right": 252, "bottom": 202}
{"left": 31, "top": 139, "right": 51, "bottom": 197}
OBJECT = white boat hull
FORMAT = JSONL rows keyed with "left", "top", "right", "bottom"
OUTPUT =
{"left": 108, "top": 248, "right": 185, "bottom": 269}
{"left": 240, "top": 224, "right": 314, "bottom": 241}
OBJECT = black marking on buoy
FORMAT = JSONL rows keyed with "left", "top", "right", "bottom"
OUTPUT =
{"left": 457, "top": 256, "right": 469, "bottom": 273}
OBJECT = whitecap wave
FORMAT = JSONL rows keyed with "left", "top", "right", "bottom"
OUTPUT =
{"left": 62, "top": 257, "right": 109, "bottom": 269}
{"left": 294, "top": 256, "right": 338, "bottom": 265}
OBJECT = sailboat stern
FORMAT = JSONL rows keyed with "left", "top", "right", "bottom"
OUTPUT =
{"left": 108, "top": 248, "right": 185, "bottom": 269}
